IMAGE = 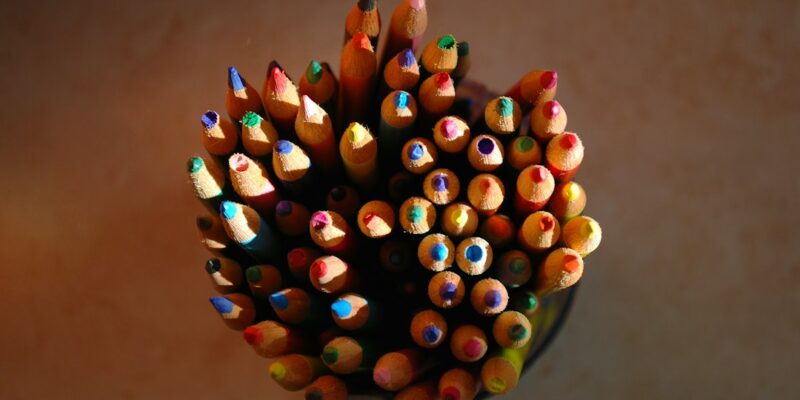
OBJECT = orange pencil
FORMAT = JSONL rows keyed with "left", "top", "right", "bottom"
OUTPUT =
{"left": 506, "top": 136, "right": 542, "bottom": 171}
{"left": 518, "top": 210, "right": 561, "bottom": 253}
{"left": 201, "top": 110, "right": 238, "bottom": 157}
{"left": 466, "top": 174, "right": 505, "bottom": 216}
{"left": 269, "top": 354, "right": 329, "bottom": 391}
{"left": 423, "top": 168, "right": 460, "bottom": 205}
{"left": 545, "top": 132, "right": 584, "bottom": 182}
{"left": 299, "top": 60, "right": 338, "bottom": 117}
{"left": 467, "top": 134, "right": 504, "bottom": 172}
{"left": 410, "top": 309, "right": 448, "bottom": 349}
{"left": 309, "top": 210, "right": 358, "bottom": 258}
{"left": 418, "top": 233, "right": 455, "bottom": 272}
{"left": 339, "top": 122, "right": 378, "bottom": 190}
{"left": 428, "top": 271, "right": 465, "bottom": 309}
{"left": 381, "top": 0, "right": 428, "bottom": 66}
{"left": 383, "top": 48, "right": 421, "bottom": 92}
{"left": 228, "top": 153, "right": 280, "bottom": 218}
{"left": 240, "top": 111, "right": 279, "bottom": 157}
{"left": 439, "top": 367, "right": 480, "bottom": 400}
{"left": 455, "top": 237, "right": 493, "bottom": 276}
{"left": 309, "top": 255, "right": 360, "bottom": 295}
{"left": 373, "top": 348, "right": 434, "bottom": 391}
{"left": 420, "top": 34, "right": 458, "bottom": 75}
{"left": 287, "top": 247, "right": 322, "bottom": 282}
{"left": 495, "top": 250, "right": 532, "bottom": 288}
{"left": 440, "top": 202, "right": 479, "bottom": 239}
{"left": 450, "top": 325, "right": 489, "bottom": 363}
{"left": 225, "top": 66, "right": 264, "bottom": 121}
{"left": 504, "top": 69, "right": 558, "bottom": 110}
{"left": 243, "top": 320, "right": 316, "bottom": 358}
{"left": 340, "top": 32, "right": 377, "bottom": 126}
{"left": 561, "top": 216, "right": 602, "bottom": 257}
{"left": 535, "top": 247, "right": 584, "bottom": 296}
{"left": 401, "top": 137, "right": 438, "bottom": 174}
{"left": 304, "top": 375, "right": 348, "bottom": 400}
{"left": 295, "top": 95, "right": 339, "bottom": 173}
{"left": 244, "top": 264, "right": 283, "bottom": 299}
{"left": 205, "top": 257, "right": 242, "bottom": 294}
{"left": 344, "top": 0, "right": 381, "bottom": 49}
{"left": 418, "top": 72, "right": 455, "bottom": 124}
{"left": 432, "top": 115, "right": 471, "bottom": 154}
{"left": 530, "top": 100, "right": 567, "bottom": 142}
{"left": 470, "top": 278, "right": 508, "bottom": 316}
{"left": 484, "top": 96, "right": 522, "bottom": 136}
{"left": 275, "top": 200, "right": 311, "bottom": 237}
{"left": 478, "top": 214, "right": 516, "bottom": 249}
{"left": 326, "top": 185, "right": 362, "bottom": 219}
{"left": 514, "top": 165, "right": 555, "bottom": 215}
{"left": 398, "top": 196, "right": 437, "bottom": 234}
{"left": 548, "top": 181, "right": 587, "bottom": 222}
{"left": 357, "top": 200, "right": 396, "bottom": 239}
{"left": 209, "top": 293, "right": 256, "bottom": 331}
{"left": 262, "top": 61, "right": 301, "bottom": 134}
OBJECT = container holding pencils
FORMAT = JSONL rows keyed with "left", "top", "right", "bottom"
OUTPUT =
{"left": 188, "top": 1, "right": 602, "bottom": 399}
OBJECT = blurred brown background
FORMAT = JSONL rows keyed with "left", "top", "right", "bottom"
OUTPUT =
{"left": 1, "top": 0, "right": 798, "bottom": 398}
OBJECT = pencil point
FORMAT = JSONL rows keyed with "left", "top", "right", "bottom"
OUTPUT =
{"left": 330, "top": 186, "right": 346, "bottom": 201}
{"left": 322, "top": 347, "right": 339, "bottom": 364}
{"left": 541, "top": 70, "right": 558, "bottom": 89}
{"left": 276, "top": 200, "right": 293, "bottom": 217}
{"left": 408, "top": 205, "right": 424, "bottom": 223}
{"left": 394, "top": 91, "right": 410, "bottom": 109}
{"left": 220, "top": 201, "right": 238, "bottom": 220}
{"left": 311, "top": 212, "right": 330, "bottom": 230}
{"left": 331, "top": 299, "right": 352, "bottom": 318}
{"left": 563, "top": 182, "right": 580, "bottom": 200}
{"left": 228, "top": 66, "right": 245, "bottom": 91}
{"left": 539, "top": 216, "right": 555, "bottom": 232}
{"left": 497, "top": 97, "right": 514, "bottom": 117}
{"left": 243, "top": 326, "right": 263, "bottom": 345}
{"left": 463, "top": 338, "right": 484, "bottom": 358}
{"left": 509, "top": 324, "right": 528, "bottom": 340}
{"left": 442, "top": 387, "right": 461, "bottom": 400}
{"left": 275, "top": 140, "right": 293, "bottom": 154}
{"left": 241, "top": 111, "right": 262, "bottom": 127}
{"left": 516, "top": 136, "right": 534, "bottom": 152}
{"left": 543, "top": 100, "right": 561, "bottom": 119}
{"left": 306, "top": 390, "right": 323, "bottom": 400}
{"left": 210, "top": 296, "right": 234, "bottom": 314}
{"left": 563, "top": 254, "right": 581, "bottom": 272}
{"left": 440, "top": 282, "right": 457, "bottom": 300}
{"left": 430, "top": 243, "right": 448, "bottom": 262}
{"left": 305, "top": 60, "right": 323, "bottom": 84}
{"left": 408, "top": 143, "right": 425, "bottom": 161}
{"left": 432, "top": 174, "right": 448, "bottom": 192}
{"left": 409, "top": 0, "right": 425, "bottom": 10}
{"left": 269, "top": 362, "right": 287, "bottom": 381}
{"left": 560, "top": 133, "right": 579, "bottom": 149}
{"left": 205, "top": 259, "right": 221, "bottom": 274}
{"left": 201, "top": 111, "right": 219, "bottom": 130}
{"left": 271, "top": 65, "right": 288, "bottom": 93}
{"left": 269, "top": 292, "right": 289, "bottom": 310}
{"left": 437, "top": 34, "right": 456, "bottom": 49}
{"left": 434, "top": 72, "right": 452, "bottom": 90}
{"left": 245, "top": 266, "right": 262, "bottom": 283}
{"left": 399, "top": 48, "right": 416, "bottom": 68}
{"left": 452, "top": 209, "right": 468, "bottom": 227}
{"left": 531, "top": 166, "right": 548, "bottom": 183}
{"left": 188, "top": 156, "right": 204, "bottom": 173}
{"left": 347, "top": 122, "right": 367, "bottom": 143}
{"left": 583, "top": 220, "right": 600, "bottom": 237}
{"left": 481, "top": 178, "right": 493, "bottom": 191}
{"left": 363, "top": 212, "right": 377, "bottom": 226}
{"left": 422, "top": 325, "right": 442, "bottom": 344}
{"left": 465, "top": 245, "right": 484, "bottom": 262}
{"left": 301, "top": 95, "right": 320, "bottom": 120}
{"left": 310, "top": 260, "right": 328, "bottom": 279}
{"left": 442, "top": 118, "right": 459, "bottom": 139}
{"left": 477, "top": 137, "right": 495, "bottom": 155}
{"left": 484, "top": 290, "right": 502, "bottom": 308}
{"left": 352, "top": 32, "right": 372, "bottom": 51}
{"left": 230, "top": 153, "right": 250, "bottom": 172}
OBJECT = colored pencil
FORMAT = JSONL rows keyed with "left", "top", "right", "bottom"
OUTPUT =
{"left": 309, "top": 255, "right": 359, "bottom": 295}
{"left": 287, "top": 247, "right": 322, "bottom": 282}
{"left": 309, "top": 210, "right": 358, "bottom": 258}
{"left": 470, "top": 278, "right": 508, "bottom": 316}
{"left": 388, "top": 171, "right": 418, "bottom": 204}
{"left": 339, "top": 122, "right": 378, "bottom": 189}
{"left": 535, "top": 247, "right": 584, "bottom": 296}
{"left": 455, "top": 236, "right": 493, "bottom": 276}
{"left": 451, "top": 41, "right": 471, "bottom": 84}
{"left": 225, "top": 66, "right": 264, "bottom": 121}
{"left": 495, "top": 250, "right": 532, "bottom": 288}
{"left": 381, "top": 0, "right": 427, "bottom": 66}
{"left": 269, "top": 354, "right": 329, "bottom": 391}
{"left": 269, "top": 287, "right": 329, "bottom": 327}
{"left": 378, "top": 90, "right": 417, "bottom": 165}
{"left": 205, "top": 257, "right": 242, "bottom": 294}
{"left": 433, "top": 115, "right": 471, "bottom": 154}
{"left": 373, "top": 348, "right": 433, "bottom": 391}
{"left": 514, "top": 165, "right": 555, "bottom": 215}
{"left": 561, "top": 216, "right": 602, "bottom": 257}
{"left": 492, "top": 311, "right": 532, "bottom": 349}
{"left": 244, "top": 264, "right": 283, "bottom": 299}
{"left": 504, "top": 69, "right": 558, "bottom": 110}
{"left": 545, "top": 132, "right": 584, "bottom": 182}
{"left": 439, "top": 366, "right": 480, "bottom": 400}
{"left": 398, "top": 196, "right": 437, "bottom": 234}
{"left": 401, "top": 137, "right": 438, "bottom": 174}
{"left": 440, "top": 202, "right": 479, "bottom": 239}
{"left": 480, "top": 346, "right": 527, "bottom": 395}
{"left": 299, "top": 60, "right": 338, "bottom": 117}
{"left": 428, "top": 271, "right": 465, "bottom": 309}
{"left": 410, "top": 309, "right": 448, "bottom": 349}
{"left": 423, "top": 168, "right": 460, "bottom": 205}
{"left": 510, "top": 290, "right": 540, "bottom": 317}
{"left": 450, "top": 324, "right": 488, "bottom": 363}
{"left": 518, "top": 210, "right": 561, "bottom": 253}
{"left": 484, "top": 96, "right": 521, "bottom": 136}
{"left": 340, "top": 32, "right": 377, "bottom": 125}
{"left": 420, "top": 34, "right": 458, "bottom": 75}
{"left": 478, "top": 214, "right": 516, "bottom": 249}
{"left": 228, "top": 153, "right": 280, "bottom": 218}
{"left": 418, "top": 233, "right": 455, "bottom": 272}
{"left": 383, "top": 48, "right": 420, "bottom": 92}
{"left": 219, "top": 200, "right": 280, "bottom": 262}
{"left": 418, "top": 72, "right": 455, "bottom": 124}
{"left": 506, "top": 136, "right": 542, "bottom": 171}
{"left": 187, "top": 155, "right": 226, "bottom": 212}
{"left": 243, "top": 320, "right": 317, "bottom": 358}
{"left": 262, "top": 61, "right": 301, "bottom": 134}
{"left": 395, "top": 379, "right": 438, "bottom": 400}
{"left": 275, "top": 200, "right": 311, "bottom": 237}
{"left": 304, "top": 375, "right": 348, "bottom": 400}
{"left": 466, "top": 174, "right": 505, "bottom": 216}
{"left": 195, "top": 215, "right": 234, "bottom": 257}
{"left": 240, "top": 111, "right": 279, "bottom": 157}
{"left": 201, "top": 110, "right": 239, "bottom": 157}
{"left": 331, "top": 293, "right": 380, "bottom": 331}
{"left": 344, "top": 0, "right": 381, "bottom": 49}
{"left": 357, "top": 200, "right": 396, "bottom": 239}
{"left": 548, "top": 181, "right": 587, "bottom": 222}
{"left": 295, "top": 95, "right": 339, "bottom": 174}
{"left": 530, "top": 100, "right": 567, "bottom": 142}
{"left": 209, "top": 293, "right": 256, "bottom": 331}
{"left": 467, "top": 134, "right": 504, "bottom": 172}
{"left": 273, "top": 139, "right": 316, "bottom": 196}
{"left": 326, "top": 185, "right": 362, "bottom": 219}
{"left": 379, "top": 238, "right": 412, "bottom": 272}
{"left": 322, "top": 336, "right": 379, "bottom": 374}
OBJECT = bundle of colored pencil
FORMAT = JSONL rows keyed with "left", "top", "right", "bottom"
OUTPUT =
{"left": 188, "top": 1, "right": 602, "bottom": 398}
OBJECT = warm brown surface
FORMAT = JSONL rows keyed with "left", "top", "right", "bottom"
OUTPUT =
{"left": 1, "top": 0, "right": 798, "bottom": 398}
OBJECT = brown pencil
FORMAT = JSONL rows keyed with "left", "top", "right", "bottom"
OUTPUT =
{"left": 243, "top": 320, "right": 316, "bottom": 358}
{"left": 535, "top": 247, "right": 584, "bottom": 296}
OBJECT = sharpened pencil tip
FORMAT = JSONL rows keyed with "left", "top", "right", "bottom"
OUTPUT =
{"left": 543, "top": 100, "right": 561, "bottom": 119}
{"left": 210, "top": 296, "right": 234, "bottom": 314}
{"left": 531, "top": 166, "right": 548, "bottom": 183}
{"left": 301, "top": 95, "right": 320, "bottom": 120}
{"left": 394, "top": 91, "right": 410, "bottom": 109}
{"left": 331, "top": 299, "right": 353, "bottom": 318}
{"left": 442, "top": 387, "right": 461, "bottom": 400}
{"left": 220, "top": 201, "right": 238, "bottom": 220}
{"left": 230, "top": 153, "right": 250, "bottom": 172}
{"left": 422, "top": 325, "right": 442, "bottom": 344}
{"left": 434, "top": 72, "right": 452, "bottom": 90}
{"left": 201, "top": 111, "right": 219, "bottom": 130}
{"left": 305, "top": 60, "right": 323, "bottom": 84}
{"left": 311, "top": 212, "right": 330, "bottom": 230}
{"left": 188, "top": 156, "right": 204, "bottom": 173}
{"left": 275, "top": 140, "right": 293, "bottom": 154}
{"left": 539, "top": 216, "right": 555, "bottom": 232}
{"left": 437, "top": 34, "right": 456, "bottom": 49}
{"left": 442, "top": 118, "right": 459, "bottom": 139}
{"left": 477, "top": 137, "right": 495, "bottom": 155}
{"left": 408, "top": 143, "right": 425, "bottom": 161}
{"left": 241, "top": 111, "right": 262, "bottom": 128}
{"left": 516, "top": 136, "right": 534, "bottom": 153}
{"left": 310, "top": 260, "right": 327, "bottom": 279}
{"left": 497, "top": 97, "right": 514, "bottom": 117}
{"left": 352, "top": 32, "right": 372, "bottom": 51}
{"left": 541, "top": 70, "right": 558, "bottom": 90}
{"left": 409, "top": 0, "right": 425, "bottom": 10}
{"left": 269, "top": 362, "right": 287, "bottom": 381}
{"left": 373, "top": 368, "right": 391, "bottom": 386}
{"left": 205, "top": 258, "right": 221, "bottom": 274}
{"left": 269, "top": 292, "right": 289, "bottom": 310}
{"left": 228, "top": 66, "right": 245, "bottom": 91}
{"left": 563, "top": 254, "right": 581, "bottom": 272}
{"left": 430, "top": 243, "right": 448, "bottom": 262}
{"left": 440, "top": 282, "right": 457, "bottom": 300}
{"left": 242, "top": 326, "right": 263, "bottom": 345}
{"left": 560, "top": 133, "right": 579, "bottom": 149}
{"left": 322, "top": 347, "right": 339, "bottom": 364}
{"left": 398, "top": 48, "right": 416, "bottom": 68}
{"left": 463, "top": 338, "right": 484, "bottom": 358}
{"left": 358, "top": 0, "right": 376, "bottom": 11}
{"left": 465, "top": 245, "right": 484, "bottom": 262}
{"left": 484, "top": 290, "right": 502, "bottom": 308}
{"left": 432, "top": 174, "right": 448, "bottom": 192}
